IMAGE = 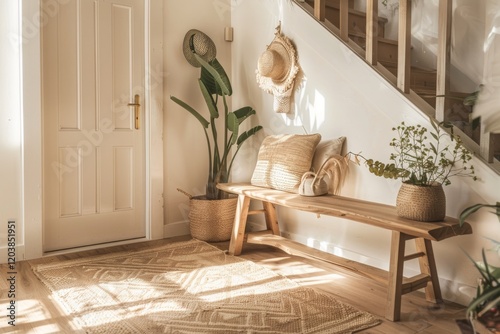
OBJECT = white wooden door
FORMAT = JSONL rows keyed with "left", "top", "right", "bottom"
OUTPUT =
{"left": 42, "top": 0, "right": 145, "bottom": 251}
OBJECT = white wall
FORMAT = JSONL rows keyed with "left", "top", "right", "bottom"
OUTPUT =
{"left": 163, "top": 0, "right": 232, "bottom": 236}
{"left": 0, "top": 1, "right": 24, "bottom": 260}
{"left": 225, "top": 0, "right": 500, "bottom": 306}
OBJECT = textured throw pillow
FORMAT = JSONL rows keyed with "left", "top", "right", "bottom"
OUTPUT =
{"left": 311, "top": 136, "right": 346, "bottom": 173}
{"left": 251, "top": 133, "right": 321, "bottom": 193}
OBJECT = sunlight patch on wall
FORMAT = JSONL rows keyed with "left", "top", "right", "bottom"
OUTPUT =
{"left": 295, "top": 89, "right": 326, "bottom": 133}
{"left": 311, "top": 89, "right": 326, "bottom": 129}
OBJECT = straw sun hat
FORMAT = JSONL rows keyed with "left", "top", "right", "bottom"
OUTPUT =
{"left": 256, "top": 24, "right": 300, "bottom": 113}
{"left": 183, "top": 29, "right": 217, "bottom": 67}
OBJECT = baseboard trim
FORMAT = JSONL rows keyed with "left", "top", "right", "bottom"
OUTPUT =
{"left": 164, "top": 220, "right": 190, "bottom": 238}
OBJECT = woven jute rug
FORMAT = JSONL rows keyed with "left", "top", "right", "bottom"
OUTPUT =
{"left": 32, "top": 239, "right": 381, "bottom": 333}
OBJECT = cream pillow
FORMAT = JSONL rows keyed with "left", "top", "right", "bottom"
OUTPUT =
{"left": 311, "top": 136, "right": 346, "bottom": 173}
{"left": 251, "top": 133, "right": 321, "bottom": 193}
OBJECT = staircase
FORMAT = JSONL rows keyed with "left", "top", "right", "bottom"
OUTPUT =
{"left": 297, "top": 0, "right": 500, "bottom": 173}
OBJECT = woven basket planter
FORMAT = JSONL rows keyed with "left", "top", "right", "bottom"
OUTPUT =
{"left": 188, "top": 195, "right": 237, "bottom": 242}
{"left": 396, "top": 182, "right": 446, "bottom": 222}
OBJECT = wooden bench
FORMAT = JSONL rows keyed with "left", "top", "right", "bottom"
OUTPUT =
{"left": 217, "top": 182, "right": 472, "bottom": 322}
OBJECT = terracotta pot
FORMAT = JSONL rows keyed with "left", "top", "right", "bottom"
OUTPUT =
{"left": 396, "top": 182, "right": 446, "bottom": 222}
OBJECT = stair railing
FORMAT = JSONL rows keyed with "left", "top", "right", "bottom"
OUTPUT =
{"left": 297, "top": 0, "right": 499, "bottom": 173}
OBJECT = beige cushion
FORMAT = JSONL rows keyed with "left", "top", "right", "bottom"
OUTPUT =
{"left": 311, "top": 136, "right": 346, "bottom": 173}
{"left": 251, "top": 133, "right": 321, "bottom": 193}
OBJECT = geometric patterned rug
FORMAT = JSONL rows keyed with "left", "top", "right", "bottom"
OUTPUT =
{"left": 32, "top": 239, "right": 381, "bottom": 333}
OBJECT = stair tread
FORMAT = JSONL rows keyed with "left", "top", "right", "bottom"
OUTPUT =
{"left": 349, "top": 30, "right": 397, "bottom": 45}
{"left": 319, "top": 0, "right": 389, "bottom": 24}
{"left": 379, "top": 61, "right": 437, "bottom": 73}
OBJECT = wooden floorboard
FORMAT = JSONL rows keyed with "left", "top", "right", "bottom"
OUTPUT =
{"left": 0, "top": 236, "right": 468, "bottom": 333}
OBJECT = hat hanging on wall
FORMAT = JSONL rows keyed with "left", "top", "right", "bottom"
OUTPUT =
{"left": 183, "top": 29, "right": 217, "bottom": 67}
{"left": 256, "top": 22, "right": 300, "bottom": 113}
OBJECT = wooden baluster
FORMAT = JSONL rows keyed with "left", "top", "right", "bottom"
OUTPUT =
{"left": 481, "top": 132, "right": 495, "bottom": 163}
{"left": 397, "top": 0, "right": 411, "bottom": 93}
{"left": 340, "top": 0, "right": 349, "bottom": 42}
{"left": 314, "top": 0, "right": 325, "bottom": 22}
{"left": 436, "top": 0, "right": 452, "bottom": 122}
{"left": 366, "top": 0, "right": 378, "bottom": 65}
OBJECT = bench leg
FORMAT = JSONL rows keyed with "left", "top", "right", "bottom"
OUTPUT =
{"left": 228, "top": 194, "right": 251, "bottom": 256}
{"left": 386, "top": 231, "right": 406, "bottom": 321}
{"left": 415, "top": 238, "right": 443, "bottom": 303}
{"left": 262, "top": 201, "right": 280, "bottom": 235}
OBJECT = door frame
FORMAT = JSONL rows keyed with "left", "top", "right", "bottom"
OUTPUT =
{"left": 23, "top": 0, "right": 164, "bottom": 259}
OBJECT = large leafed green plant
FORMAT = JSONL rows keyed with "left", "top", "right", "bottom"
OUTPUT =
{"left": 171, "top": 54, "right": 262, "bottom": 200}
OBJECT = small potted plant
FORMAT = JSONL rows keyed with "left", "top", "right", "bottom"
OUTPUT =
{"left": 171, "top": 30, "right": 262, "bottom": 241}
{"left": 460, "top": 202, "right": 500, "bottom": 333}
{"left": 361, "top": 117, "right": 476, "bottom": 221}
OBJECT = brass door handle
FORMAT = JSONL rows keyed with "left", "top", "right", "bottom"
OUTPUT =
{"left": 127, "top": 94, "right": 140, "bottom": 129}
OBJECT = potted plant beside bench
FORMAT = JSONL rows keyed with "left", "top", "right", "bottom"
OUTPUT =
{"left": 171, "top": 29, "right": 262, "bottom": 242}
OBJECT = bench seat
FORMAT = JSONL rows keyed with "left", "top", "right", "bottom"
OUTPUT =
{"left": 217, "top": 182, "right": 472, "bottom": 322}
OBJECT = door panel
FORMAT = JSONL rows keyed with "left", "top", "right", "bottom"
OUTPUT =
{"left": 43, "top": 0, "right": 145, "bottom": 251}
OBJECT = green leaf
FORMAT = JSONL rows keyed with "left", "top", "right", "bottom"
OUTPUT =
{"left": 198, "top": 79, "right": 218, "bottom": 119}
{"left": 476, "top": 261, "right": 500, "bottom": 281}
{"left": 482, "top": 249, "right": 499, "bottom": 285}
{"left": 228, "top": 106, "right": 257, "bottom": 144}
{"left": 233, "top": 106, "right": 256, "bottom": 123}
{"left": 210, "top": 58, "right": 232, "bottom": 96}
{"left": 463, "top": 250, "right": 492, "bottom": 285}
{"left": 227, "top": 112, "right": 239, "bottom": 144}
{"left": 196, "top": 55, "right": 231, "bottom": 96}
{"left": 430, "top": 142, "right": 437, "bottom": 155}
{"left": 429, "top": 116, "right": 439, "bottom": 132}
{"left": 460, "top": 203, "right": 500, "bottom": 226}
{"left": 497, "top": 202, "right": 500, "bottom": 222}
{"left": 227, "top": 112, "right": 238, "bottom": 132}
{"left": 237, "top": 126, "right": 263, "bottom": 146}
{"left": 170, "top": 96, "right": 209, "bottom": 128}
{"left": 467, "top": 285, "right": 500, "bottom": 315}
{"left": 200, "top": 66, "right": 217, "bottom": 96}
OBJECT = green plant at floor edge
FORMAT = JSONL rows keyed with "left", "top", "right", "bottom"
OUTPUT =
{"left": 459, "top": 203, "right": 500, "bottom": 330}
{"left": 170, "top": 53, "right": 262, "bottom": 200}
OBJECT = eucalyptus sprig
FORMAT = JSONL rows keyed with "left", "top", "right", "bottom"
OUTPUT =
{"left": 364, "top": 118, "right": 477, "bottom": 186}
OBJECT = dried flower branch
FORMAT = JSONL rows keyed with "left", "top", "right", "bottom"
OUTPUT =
{"left": 362, "top": 118, "right": 477, "bottom": 186}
